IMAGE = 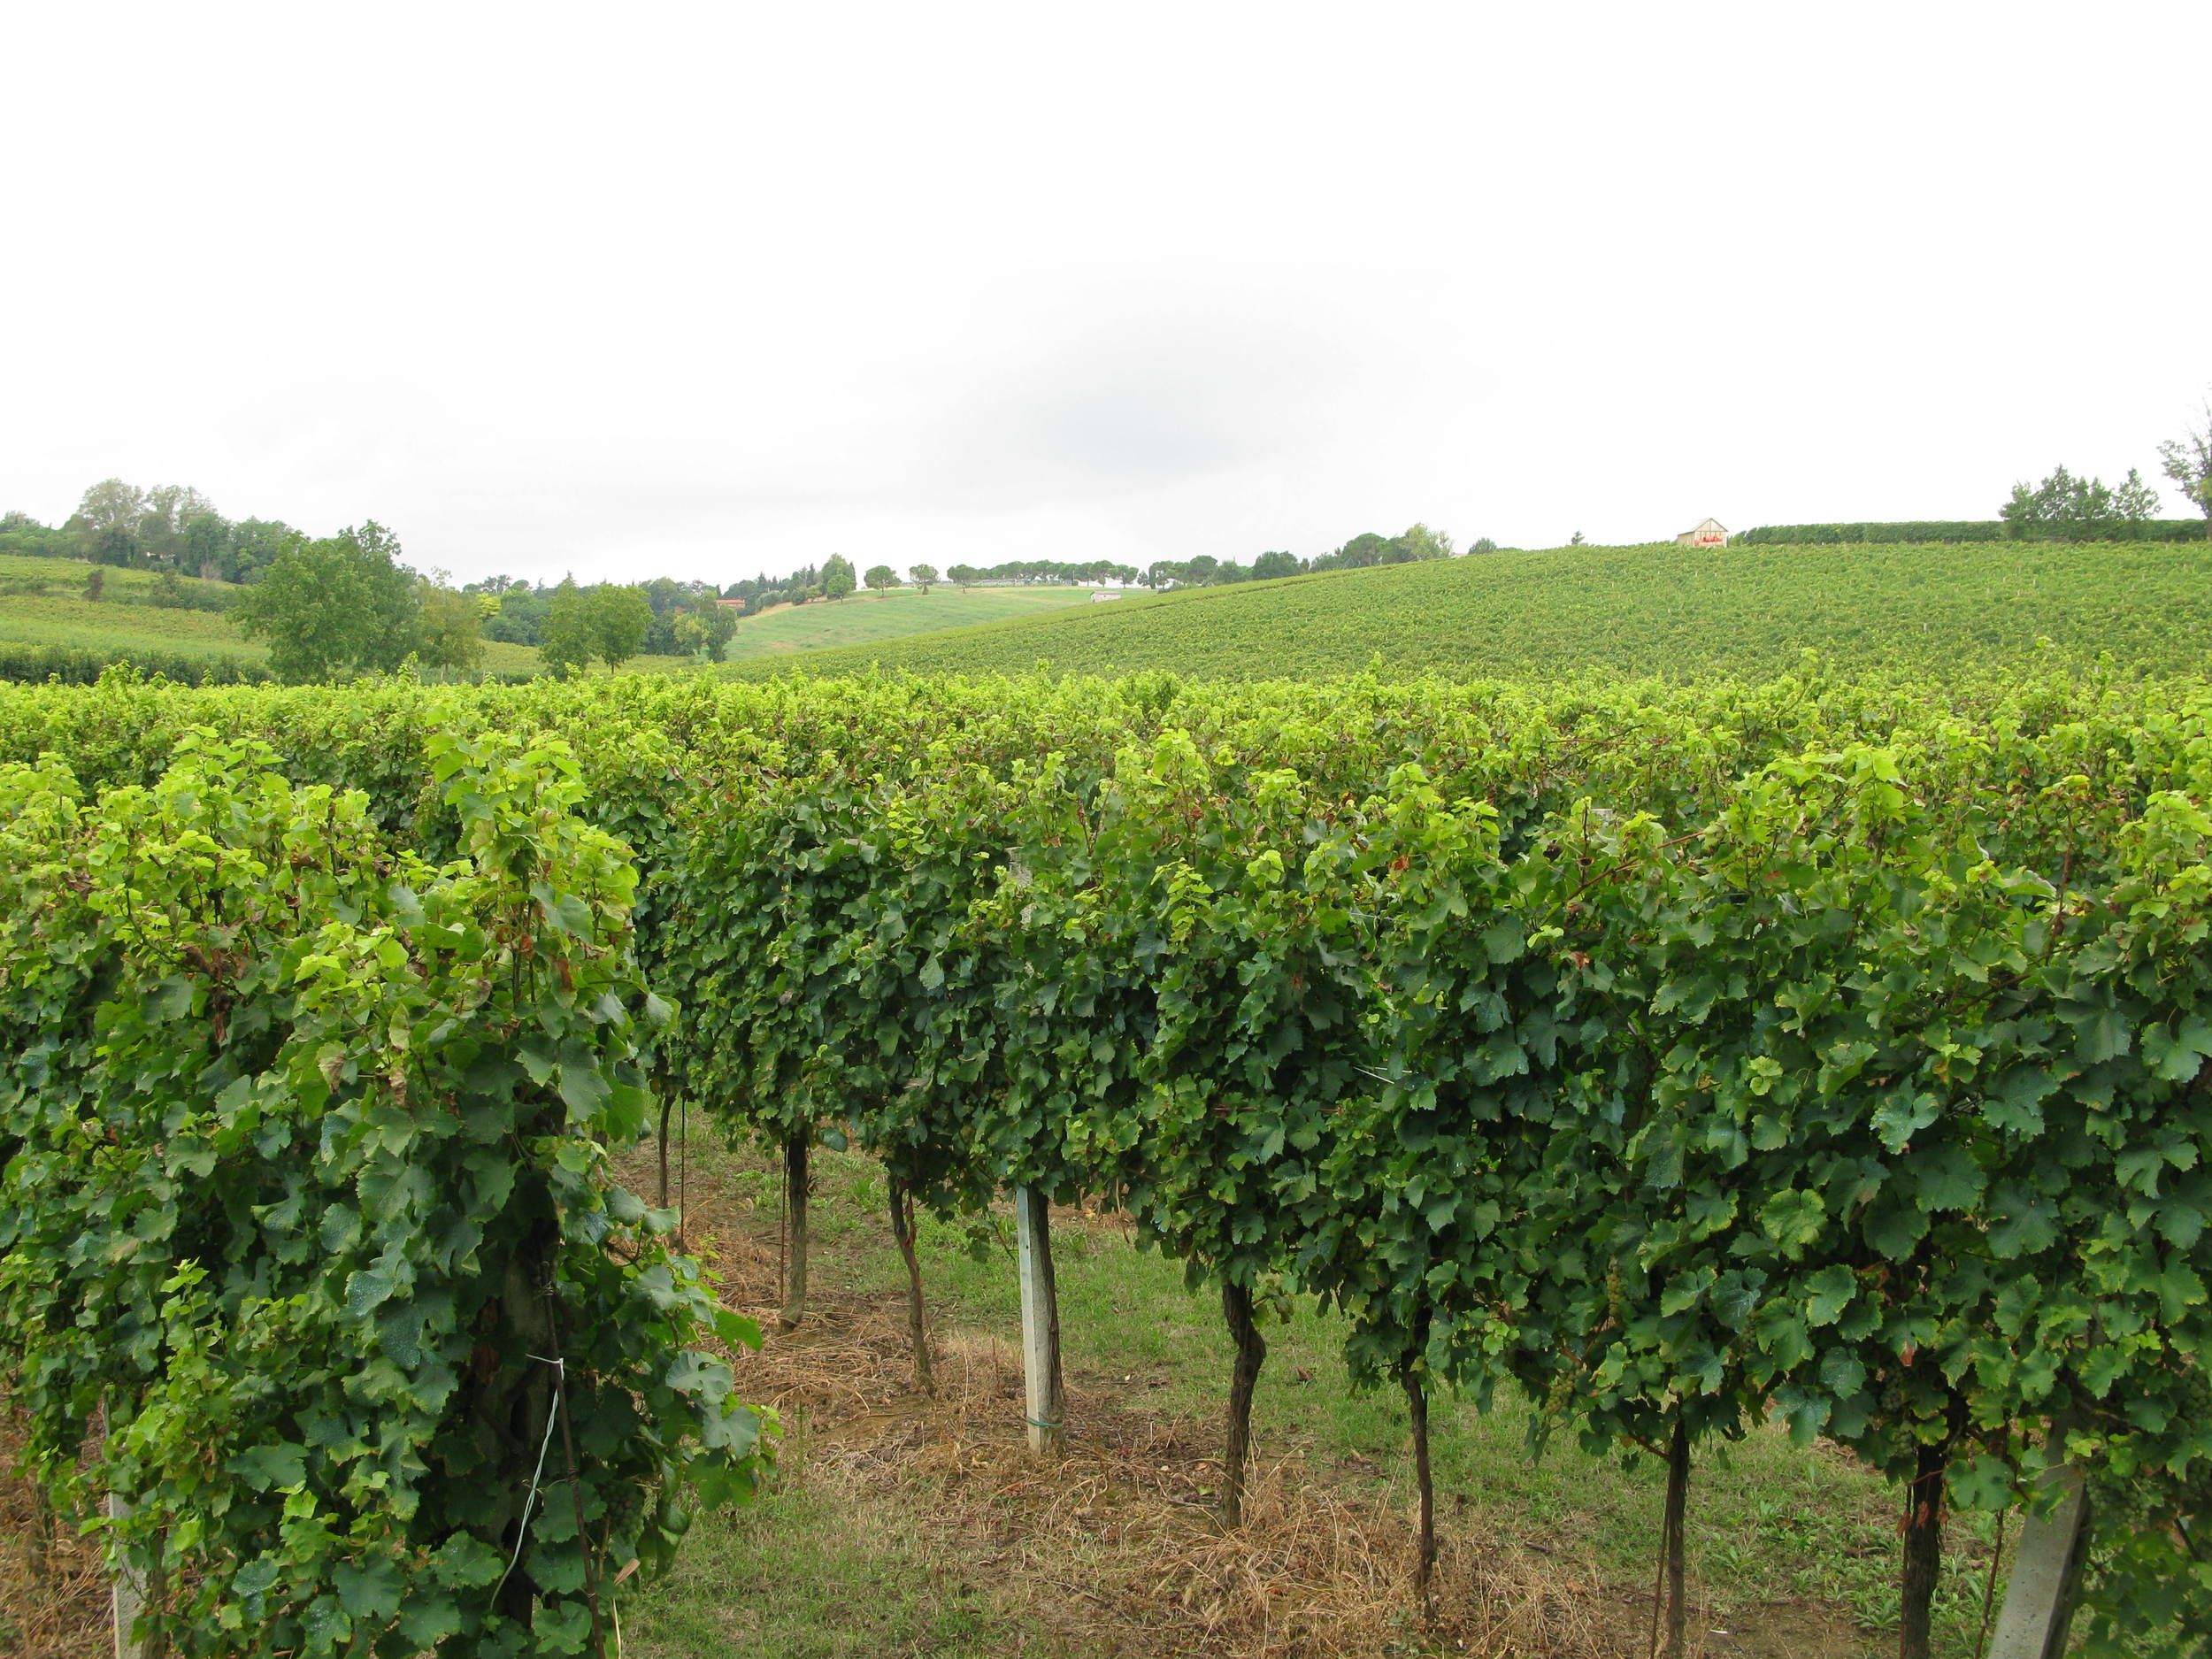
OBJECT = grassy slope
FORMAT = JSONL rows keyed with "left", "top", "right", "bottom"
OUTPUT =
{"left": 0, "top": 555, "right": 541, "bottom": 672}
{"left": 0, "top": 559, "right": 1101, "bottom": 677}
{"left": 0, "top": 595, "right": 257, "bottom": 658}
{"left": 721, "top": 585, "right": 1100, "bottom": 659}
{"left": 725, "top": 539, "right": 2212, "bottom": 683}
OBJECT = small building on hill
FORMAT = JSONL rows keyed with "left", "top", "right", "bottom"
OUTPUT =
{"left": 1675, "top": 518, "right": 1729, "bottom": 548}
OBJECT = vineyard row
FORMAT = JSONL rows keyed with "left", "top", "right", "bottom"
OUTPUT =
{"left": 0, "top": 667, "right": 2208, "bottom": 1655}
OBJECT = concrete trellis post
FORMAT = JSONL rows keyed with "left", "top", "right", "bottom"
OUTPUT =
{"left": 108, "top": 1492, "right": 146, "bottom": 1659}
{"left": 1986, "top": 1451, "right": 2091, "bottom": 1659}
{"left": 1014, "top": 1186, "right": 1064, "bottom": 1455}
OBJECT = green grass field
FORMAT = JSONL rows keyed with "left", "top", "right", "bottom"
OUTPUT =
{"left": 0, "top": 554, "right": 545, "bottom": 674}
{"left": 0, "top": 590, "right": 545, "bottom": 676}
{"left": 0, "top": 594, "right": 254, "bottom": 658}
{"left": 0, "top": 554, "right": 1109, "bottom": 680}
{"left": 619, "top": 1135, "right": 2010, "bottom": 1659}
{"left": 724, "top": 538, "right": 2212, "bottom": 683}
{"left": 721, "top": 585, "right": 1102, "bottom": 659}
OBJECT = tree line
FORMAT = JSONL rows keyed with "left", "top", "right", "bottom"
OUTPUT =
{"left": 1, "top": 479, "right": 311, "bottom": 583}
{"left": 934, "top": 524, "right": 1485, "bottom": 593}
{"left": 248, "top": 557, "right": 745, "bottom": 681}
{"left": 0, "top": 479, "right": 764, "bottom": 682}
{"left": 754, "top": 524, "right": 1488, "bottom": 599}
{"left": 1139, "top": 522, "right": 1477, "bottom": 589}
{"left": 2000, "top": 402, "right": 2212, "bottom": 541}
{"left": 0, "top": 480, "right": 494, "bottom": 681}
{"left": 465, "top": 573, "right": 736, "bottom": 662}
{"left": 5, "top": 483, "right": 1492, "bottom": 630}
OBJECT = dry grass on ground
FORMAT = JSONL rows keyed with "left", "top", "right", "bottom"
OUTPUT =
{"left": 0, "top": 1423, "right": 110, "bottom": 1659}
{"left": 643, "top": 1140, "right": 1888, "bottom": 1659}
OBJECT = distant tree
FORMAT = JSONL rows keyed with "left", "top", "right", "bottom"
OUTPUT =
{"left": 2001, "top": 465, "right": 2154, "bottom": 540}
{"left": 142, "top": 484, "right": 215, "bottom": 529}
{"left": 2114, "top": 467, "right": 2162, "bottom": 528}
{"left": 703, "top": 602, "right": 736, "bottom": 662}
{"left": 0, "top": 511, "right": 43, "bottom": 534}
{"left": 1252, "top": 549, "right": 1302, "bottom": 580}
{"left": 908, "top": 563, "right": 939, "bottom": 593}
{"left": 539, "top": 578, "right": 595, "bottom": 677}
{"left": 822, "top": 554, "right": 856, "bottom": 601}
{"left": 139, "top": 486, "right": 218, "bottom": 568}
{"left": 1400, "top": 523, "right": 1455, "bottom": 560}
{"left": 2159, "top": 401, "right": 2212, "bottom": 535}
{"left": 673, "top": 611, "right": 706, "bottom": 657}
{"left": 181, "top": 511, "right": 230, "bottom": 580}
{"left": 947, "top": 564, "right": 978, "bottom": 591}
{"left": 413, "top": 576, "right": 485, "bottom": 678}
{"left": 83, "top": 568, "right": 104, "bottom": 602}
{"left": 584, "top": 583, "right": 653, "bottom": 669}
{"left": 74, "top": 479, "right": 144, "bottom": 540}
{"left": 864, "top": 564, "right": 897, "bottom": 591}
{"left": 233, "top": 522, "right": 419, "bottom": 682}
{"left": 1337, "top": 532, "right": 1393, "bottom": 567}
{"left": 223, "top": 518, "right": 302, "bottom": 584}
{"left": 65, "top": 479, "right": 156, "bottom": 567}
{"left": 479, "top": 579, "right": 549, "bottom": 645}
{"left": 1569, "top": 531, "right": 1586, "bottom": 546}
{"left": 1469, "top": 537, "right": 1500, "bottom": 554}
{"left": 2008, "top": 469, "right": 2106, "bottom": 540}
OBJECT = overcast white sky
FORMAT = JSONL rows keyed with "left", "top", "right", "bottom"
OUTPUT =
{"left": 4, "top": 2, "right": 2208, "bottom": 587}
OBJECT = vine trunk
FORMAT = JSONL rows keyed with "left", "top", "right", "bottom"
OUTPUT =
{"left": 780, "top": 1134, "right": 810, "bottom": 1332}
{"left": 1900, "top": 1439, "right": 1948, "bottom": 1659}
{"left": 887, "top": 1177, "right": 934, "bottom": 1395}
{"left": 1220, "top": 1279, "right": 1267, "bottom": 1529}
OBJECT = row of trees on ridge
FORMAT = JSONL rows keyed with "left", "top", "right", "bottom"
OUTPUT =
{"left": 0, "top": 480, "right": 300, "bottom": 582}
{"left": 2000, "top": 402, "right": 2212, "bottom": 540}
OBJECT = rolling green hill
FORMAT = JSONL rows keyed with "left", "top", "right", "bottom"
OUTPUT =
{"left": 0, "top": 556, "right": 1109, "bottom": 681}
{"left": 722, "top": 538, "right": 2212, "bottom": 683}
{"left": 721, "top": 584, "right": 1099, "bottom": 659}
{"left": 0, "top": 555, "right": 533, "bottom": 678}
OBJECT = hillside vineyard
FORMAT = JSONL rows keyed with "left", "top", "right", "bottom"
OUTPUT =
{"left": 1, "top": 668, "right": 2208, "bottom": 1655}
{"left": 720, "top": 536, "right": 2212, "bottom": 685}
